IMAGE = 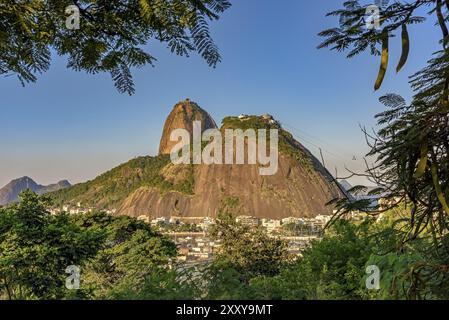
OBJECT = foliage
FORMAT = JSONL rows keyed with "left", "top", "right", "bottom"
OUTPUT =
{"left": 0, "top": 0, "right": 231, "bottom": 94}
{"left": 221, "top": 115, "right": 314, "bottom": 170}
{"left": 108, "top": 267, "right": 199, "bottom": 300}
{"left": 203, "top": 198, "right": 292, "bottom": 299}
{"left": 318, "top": 0, "right": 426, "bottom": 91}
{"left": 245, "top": 217, "right": 449, "bottom": 300}
{"left": 155, "top": 221, "right": 203, "bottom": 233}
{"left": 3, "top": 192, "right": 449, "bottom": 300}
{"left": 319, "top": 0, "right": 449, "bottom": 299}
{"left": 0, "top": 191, "right": 103, "bottom": 299}
{"left": 69, "top": 211, "right": 177, "bottom": 298}
{"left": 0, "top": 191, "right": 180, "bottom": 300}
{"left": 50, "top": 155, "right": 194, "bottom": 209}
{"left": 269, "top": 220, "right": 375, "bottom": 300}
{"left": 208, "top": 210, "right": 291, "bottom": 281}
{"left": 320, "top": 0, "right": 449, "bottom": 232}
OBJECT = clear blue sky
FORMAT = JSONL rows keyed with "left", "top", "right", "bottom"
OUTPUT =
{"left": 0, "top": 1, "right": 441, "bottom": 187}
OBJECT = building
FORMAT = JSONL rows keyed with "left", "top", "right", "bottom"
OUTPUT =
{"left": 200, "top": 217, "right": 215, "bottom": 231}
{"left": 261, "top": 219, "right": 281, "bottom": 233}
{"left": 151, "top": 217, "right": 169, "bottom": 225}
{"left": 281, "top": 217, "right": 303, "bottom": 225}
{"left": 137, "top": 215, "right": 150, "bottom": 223}
{"left": 236, "top": 215, "right": 260, "bottom": 227}
{"left": 261, "top": 114, "right": 273, "bottom": 120}
{"left": 315, "top": 214, "right": 331, "bottom": 224}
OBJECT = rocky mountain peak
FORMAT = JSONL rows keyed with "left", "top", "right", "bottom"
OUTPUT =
{"left": 158, "top": 99, "right": 217, "bottom": 155}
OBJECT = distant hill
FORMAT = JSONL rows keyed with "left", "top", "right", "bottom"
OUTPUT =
{"left": 0, "top": 177, "right": 71, "bottom": 206}
{"left": 50, "top": 99, "right": 344, "bottom": 220}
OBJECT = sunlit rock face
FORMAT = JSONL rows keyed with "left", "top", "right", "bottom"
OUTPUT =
{"left": 158, "top": 99, "right": 217, "bottom": 156}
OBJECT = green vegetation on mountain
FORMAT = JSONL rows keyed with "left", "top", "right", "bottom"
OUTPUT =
{"left": 51, "top": 155, "right": 195, "bottom": 209}
{"left": 221, "top": 115, "right": 314, "bottom": 170}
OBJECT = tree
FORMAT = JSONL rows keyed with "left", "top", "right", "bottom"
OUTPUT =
{"left": 319, "top": 0, "right": 449, "bottom": 299}
{"left": 0, "top": 191, "right": 103, "bottom": 299}
{"left": 0, "top": 192, "right": 180, "bottom": 300}
{"left": 267, "top": 220, "right": 375, "bottom": 300}
{"left": 0, "top": 0, "right": 231, "bottom": 94}
{"left": 204, "top": 198, "right": 291, "bottom": 299}
{"left": 108, "top": 268, "right": 199, "bottom": 300}
{"left": 70, "top": 211, "right": 177, "bottom": 298}
{"left": 208, "top": 210, "right": 291, "bottom": 281}
{"left": 248, "top": 216, "right": 449, "bottom": 300}
{"left": 319, "top": 1, "right": 449, "bottom": 233}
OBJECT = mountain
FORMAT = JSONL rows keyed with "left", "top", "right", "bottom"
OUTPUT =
{"left": 159, "top": 99, "right": 217, "bottom": 155}
{"left": 0, "top": 177, "right": 71, "bottom": 206}
{"left": 51, "top": 100, "right": 344, "bottom": 220}
{"left": 39, "top": 180, "right": 72, "bottom": 193}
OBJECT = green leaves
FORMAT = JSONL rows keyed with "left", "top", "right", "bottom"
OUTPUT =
{"left": 320, "top": 0, "right": 449, "bottom": 252}
{"left": 208, "top": 206, "right": 291, "bottom": 284}
{"left": 1, "top": 0, "right": 231, "bottom": 94}
{"left": 0, "top": 193, "right": 178, "bottom": 300}
{"left": 71, "top": 211, "right": 177, "bottom": 299}
{"left": 318, "top": 2, "right": 427, "bottom": 91}
{"left": 190, "top": 13, "right": 221, "bottom": 67}
{"left": 0, "top": 191, "right": 103, "bottom": 299}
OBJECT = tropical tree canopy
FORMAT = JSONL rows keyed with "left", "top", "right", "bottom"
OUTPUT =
{"left": 319, "top": 0, "right": 449, "bottom": 232}
{"left": 319, "top": 1, "right": 449, "bottom": 293}
{"left": 0, "top": 0, "right": 231, "bottom": 94}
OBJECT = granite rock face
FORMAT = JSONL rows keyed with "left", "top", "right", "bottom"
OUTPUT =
{"left": 52, "top": 99, "right": 344, "bottom": 220}
{"left": 158, "top": 99, "right": 217, "bottom": 155}
{"left": 116, "top": 154, "right": 343, "bottom": 219}
{"left": 116, "top": 101, "right": 344, "bottom": 219}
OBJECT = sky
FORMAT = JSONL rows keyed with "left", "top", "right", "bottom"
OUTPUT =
{"left": 0, "top": 0, "right": 442, "bottom": 188}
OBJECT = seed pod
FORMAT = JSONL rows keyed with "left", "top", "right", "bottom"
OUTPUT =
{"left": 396, "top": 24, "right": 409, "bottom": 73}
{"left": 374, "top": 29, "right": 389, "bottom": 91}
{"left": 431, "top": 162, "right": 449, "bottom": 215}
{"left": 413, "top": 139, "right": 428, "bottom": 179}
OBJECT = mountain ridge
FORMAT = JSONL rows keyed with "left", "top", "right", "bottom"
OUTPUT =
{"left": 0, "top": 177, "right": 71, "bottom": 206}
